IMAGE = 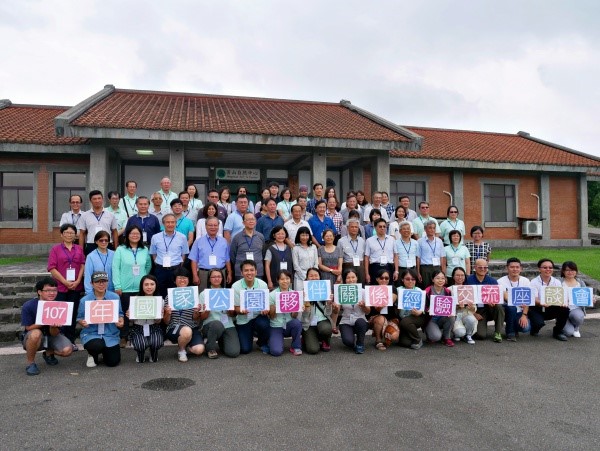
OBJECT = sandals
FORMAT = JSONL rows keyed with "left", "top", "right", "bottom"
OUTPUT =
{"left": 207, "top": 350, "right": 219, "bottom": 359}
{"left": 375, "top": 341, "right": 387, "bottom": 351}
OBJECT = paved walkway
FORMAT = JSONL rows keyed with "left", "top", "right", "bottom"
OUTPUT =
{"left": 0, "top": 258, "right": 48, "bottom": 275}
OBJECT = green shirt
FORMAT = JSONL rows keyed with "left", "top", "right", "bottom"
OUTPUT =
{"left": 111, "top": 245, "right": 152, "bottom": 292}
{"left": 199, "top": 290, "right": 235, "bottom": 329}
{"left": 269, "top": 287, "right": 298, "bottom": 328}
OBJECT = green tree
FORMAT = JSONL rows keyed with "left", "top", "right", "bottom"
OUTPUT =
{"left": 588, "top": 181, "right": 600, "bottom": 226}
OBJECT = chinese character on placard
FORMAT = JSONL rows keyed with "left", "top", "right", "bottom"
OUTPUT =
{"left": 541, "top": 286, "right": 566, "bottom": 306}
{"left": 304, "top": 280, "right": 330, "bottom": 302}
{"left": 206, "top": 289, "right": 234, "bottom": 311}
{"left": 509, "top": 287, "right": 534, "bottom": 307}
{"left": 335, "top": 284, "right": 360, "bottom": 305}
{"left": 36, "top": 301, "right": 73, "bottom": 326}
{"left": 242, "top": 290, "right": 269, "bottom": 311}
{"left": 130, "top": 296, "right": 162, "bottom": 320}
{"left": 570, "top": 287, "right": 593, "bottom": 307}
{"left": 365, "top": 285, "right": 391, "bottom": 307}
{"left": 479, "top": 285, "right": 501, "bottom": 305}
{"left": 454, "top": 285, "right": 476, "bottom": 305}
{"left": 276, "top": 291, "right": 302, "bottom": 313}
{"left": 85, "top": 300, "right": 118, "bottom": 324}
{"left": 168, "top": 287, "right": 198, "bottom": 310}
{"left": 401, "top": 289, "right": 424, "bottom": 311}
{"left": 430, "top": 295, "right": 455, "bottom": 316}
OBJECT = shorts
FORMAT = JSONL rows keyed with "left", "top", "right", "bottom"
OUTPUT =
{"left": 165, "top": 326, "right": 204, "bottom": 347}
{"left": 21, "top": 331, "right": 71, "bottom": 352}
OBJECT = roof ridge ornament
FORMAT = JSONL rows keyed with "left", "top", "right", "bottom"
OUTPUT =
{"left": 54, "top": 85, "right": 115, "bottom": 137}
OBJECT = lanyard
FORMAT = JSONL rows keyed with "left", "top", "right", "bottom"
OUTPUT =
{"left": 376, "top": 237, "right": 387, "bottom": 251}
{"left": 95, "top": 249, "right": 108, "bottom": 271}
{"left": 350, "top": 238, "right": 359, "bottom": 255}
{"left": 400, "top": 240, "right": 412, "bottom": 256}
{"left": 450, "top": 244, "right": 460, "bottom": 254}
{"left": 163, "top": 232, "right": 175, "bottom": 252}
{"left": 206, "top": 236, "right": 217, "bottom": 254}
{"left": 161, "top": 192, "right": 170, "bottom": 204}
{"left": 447, "top": 219, "right": 458, "bottom": 229}
{"left": 61, "top": 243, "right": 74, "bottom": 267}
{"left": 244, "top": 233, "right": 255, "bottom": 251}
{"left": 274, "top": 243, "right": 287, "bottom": 261}
{"left": 71, "top": 213, "right": 80, "bottom": 226}
{"left": 130, "top": 248, "right": 138, "bottom": 264}
{"left": 126, "top": 197, "right": 136, "bottom": 211}
{"left": 93, "top": 211, "right": 104, "bottom": 223}
{"left": 426, "top": 238, "right": 437, "bottom": 255}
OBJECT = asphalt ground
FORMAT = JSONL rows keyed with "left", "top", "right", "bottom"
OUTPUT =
{"left": 1, "top": 320, "right": 599, "bottom": 451}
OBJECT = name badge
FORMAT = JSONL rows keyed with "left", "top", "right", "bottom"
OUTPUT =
{"left": 132, "top": 265, "right": 140, "bottom": 276}
{"left": 94, "top": 225, "right": 103, "bottom": 235}
{"left": 98, "top": 323, "right": 105, "bottom": 335}
{"left": 246, "top": 252, "right": 254, "bottom": 261}
{"left": 142, "top": 231, "right": 148, "bottom": 242}
{"left": 407, "top": 257, "right": 416, "bottom": 268}
{"left": 66, "top": 268, "right": 76, "bottom": 281}
{"left": 380, "top": 255, "right": 388, "bottom": 265}
{"left": 163, "top": 256, "right": 172, "bottom": 267}
{"left": 280, "top": 261, "right": 288, "bottom": 270}
{"left": 143, "top": 324, "right": 150, "bottom": 337}
{"left": 209, "top": 255, "right": 217, "bottom": 266}
{"left": 432, "top": 257, "right": 440, "bottom": 266}
{"left": 452, "top": 257, "right": 460, "bottom": 265}
{"left": 353, "top": 256, "right": 360, "bottom": 267}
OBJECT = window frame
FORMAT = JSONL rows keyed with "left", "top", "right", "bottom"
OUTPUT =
{"left": 52, "top": 172, "right": 87, "bottom": 222}
{"left": 480, "top": 179, "right": 519, "bottom": 228}
{"left": 0, "top": 170, "right": 36, "bottom": 228}
{"left": 389, "top": 176, "right": 429, "bottom": 210}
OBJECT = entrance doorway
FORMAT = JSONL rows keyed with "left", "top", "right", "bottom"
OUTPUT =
{"left": 215, "top": 181, "right": 261, "bottom": 204}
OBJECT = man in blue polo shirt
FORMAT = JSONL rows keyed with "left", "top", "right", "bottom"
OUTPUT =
{"left": 169, "top": 199, "right": 195, "bottom": 248}
{"left": 308, "top": 200, "right": 335, "bottom": 246}
{"left": 256, "top": 198, "right": 283, "bottom": 241}
{"left": 126, "top": 196, "right": 161, "bottom": 245}
{"left": 189, "top": 217, "right": 232, "bottom": 289}
{"left": 150, "top": 213, "right": 190, "bottom": 297}
{"left": 466, "top": 258, "right": 504, "bottom": 343}
{"left": 224, "top": 194, "right": 250, "bottom": 242}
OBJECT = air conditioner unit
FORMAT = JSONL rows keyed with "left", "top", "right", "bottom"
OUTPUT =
{"left": 522, "top": 220, "right": 542, "bottom": 237}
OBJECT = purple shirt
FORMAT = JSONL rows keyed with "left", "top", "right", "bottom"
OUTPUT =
{"left": 47, "top": 243, "right": 85, "bottom": 292}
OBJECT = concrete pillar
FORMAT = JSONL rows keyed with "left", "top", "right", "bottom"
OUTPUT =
{"left": 540, "top": 174, "right": 551, "bottom": 241}
{"left": 371, "top": 151, "right": 390, "bottom": 194}
{"left": 351, "top": 166, "right": 364, "bottom": 193}
{"left": 311, "top": 151, "right": 327, "bottom": 187}
{"left": 169, "top": 143, "right": 185, "bottom": 193}
{"left": 89, "top": 146, "right": 108, "bottom": 195}
{"left": 452, "top": 170, "right": 464, "bottom": 213}
{"left": 579, "top": 174, "right": 590, "bottom": 245}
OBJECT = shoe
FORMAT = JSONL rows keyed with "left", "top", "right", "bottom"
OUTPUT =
{"left": 443, "top": 338, "right": 455, "bottom": 347}
{"left": 26, "top": 363, "right": 40, "bottom": 376}
{"left": 493, "top": 332, "right": 502, "bottom": 343}
{"left": 573, "top": 330, "right": 581, "bottom": 338}
{"left": 136, "top": 353, "right": 145, "bottom": 363}
{"left": 354, "top": 344, "right": 365, "bottom": 354}
{"left": 260, "top": 345, "right": 270, "bottom": 355}
{"left": 465, "top": 335, "right": 475, "bottom": 345}
{"left": 506, "top": 335, "right": 517, "bottom": 342}
{"left": 177, "top": 350, "right": 188, "bottom": 362}
{"left": 208, "top": 350, "right": 219, "bottom": 359}
{"left": 86, "top": 355, "right": 97, "bottom": 368}
{"left": 119, "top": 338, "right": 127, "bottom": 348}
{"left": 71, "top": 343, "right": 79, "bottom": 352}
{"left": 530, "top": 331, "right": 540, "bottom": 337}
{"left": 321, "top": 341, "right": 331, "bottom": 352}
{"left": 290, "top": 348, "right": 302, "bottom": 356}
{"left": 553, "top": 333, "right": 568, "bottom": 342}
{"left": 42, "top": 352, "right": 59, "bottom": 366}
{"left": 454, "top": 337, "right": 461, "bottom": 342}
{"left": 410, "top": 339, "right": 423, "bottom": 350}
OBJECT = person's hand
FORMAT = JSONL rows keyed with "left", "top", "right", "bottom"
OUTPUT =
{"left": 267, "top": 282, "right": 274, "bottom": 290}
{"left": 125, "top": 310, "right": 130, "bottom": 318}
{"left": 519, "top": 315, "right": 529, "bottom": 329}
{"left": 116, "top": 317, "right": 124, "bottom": 328}
{"left": 192, "top": 275, "right": 200, "bottom": 286}
{"left": 411, "top": 308, "right": 421, "bottom": 316}
{"left": 474, "top": 313, "right": 483, "bottom": 321}
{"left": 115, "top": 289, "right": 122, "bottom": 296}
{"left": 80, "top": 320, "right": 89, "bottom": 328}
{"left": 49, "top": 325, "right": 60, "bottom": 336}
{"left": 226, "top": 273, "right": 232, "bottom": 285}
{"left": 260, "top": 309, "right": 269, "bottom": 316}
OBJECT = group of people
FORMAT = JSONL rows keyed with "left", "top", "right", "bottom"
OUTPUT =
{"left": 20, "top": 178, "right": 590, "bottom": 376}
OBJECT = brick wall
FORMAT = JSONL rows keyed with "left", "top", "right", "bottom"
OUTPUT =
{"left": 550, "top": 176, "right": 579, "bottom": 239}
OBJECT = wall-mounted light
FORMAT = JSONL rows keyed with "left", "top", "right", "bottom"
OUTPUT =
{"left": 136, "top": 149, "right": 154, "bottom": 156}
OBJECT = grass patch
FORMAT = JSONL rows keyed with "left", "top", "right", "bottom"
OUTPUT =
{"left": 493, "top": 248, "right": 600, "bottom": 280}
{"left": 0, "top": 256, "right": 43, "bottom": 266}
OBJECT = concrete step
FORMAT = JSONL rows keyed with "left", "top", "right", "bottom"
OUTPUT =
{"left": 0, "top": 323, "right": 21, "bottom": 342}
{"left": 0, "top": 284, "right": 37, "bottom": 296}
{"left": 0, "top": 295, "right": 30, "bottom": 309}
{"left": 0, "top": 308, "right": 21, "bottom": 324}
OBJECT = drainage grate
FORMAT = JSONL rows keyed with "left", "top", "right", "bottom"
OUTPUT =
{"left": 141, "top": 378, "right": 196, "bottom": 391}
{"left": 395, "top": 370, "right": 423, "bottom": 379}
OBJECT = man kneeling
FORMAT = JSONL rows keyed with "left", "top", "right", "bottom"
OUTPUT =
{"left": 21, "top": 277, "right": 73, "bottom": 376}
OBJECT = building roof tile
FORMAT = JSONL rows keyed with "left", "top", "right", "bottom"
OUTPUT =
{"left": 70, "top": 89, "right": 410, "bottom": 142}
{"left": 390, "top": 126, "right": 600, "bottom": 168}
{"left": 0, "top": 105, "right": 87, "bottom": 145}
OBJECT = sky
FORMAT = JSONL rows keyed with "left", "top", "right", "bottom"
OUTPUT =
{"left": 1, "top": 0, "right": 600, "bottom": 157}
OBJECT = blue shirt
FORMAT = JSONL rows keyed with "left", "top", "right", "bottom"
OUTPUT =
{"left": 308, "top": 215, "right": 336, "bottom": 245}
{"left": 466, "top": 274, "right": 498, "bottom": 286}
{"left": 256, "top": 214, "right": 284, "bottom": 241}
{"left": 77, "top": 291, "right": 123, "bottom": 347}
{"left": 84, "top": 249, "right": 115, "bottom": 294}
{"left": 126, "top": 214, "right": 161, "bottom": 245}
{"left": 173, "top": 216, "right": 195, "bottom": 237}
{"left": 224, "top": 211, "right": 245, "bottom": 238}
{"left": 188, "top": 235, "right": 230, "bottom": 269}
{"left": 149, "top": 231, "right": 190, "bottom": 266}
{"left": 417, "top": 236, "right": 445, "bottom": 265}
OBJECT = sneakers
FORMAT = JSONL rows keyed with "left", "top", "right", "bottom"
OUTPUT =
{"left": 465, "top": 335, "right": 475, "bottom": 345}
{"left": 410, "top": 339, "right": 423, "bottom": 350}
{"left": 260, "top": 345, "right": 270, "bottom": 355}
{"left": 573, "top": 330, "right": 581, "bottom": 338}
{"left": 354, "top": 344, "right": 365, "bottom": 354}
{"left": 71, "top": 343, "right": 79, "bottom": 352}
{"left": 553, "top": 333, "right": 568, "bottom": 342}
{"left": 26, "top": 363, "right": 40, "bottom": 376}
{"left": 136, "top": 353, "right": 145, "bottom": 363}
{"left": 177, "top": 350, "right": 188, "bottom": 362}
{"left": 506, "top": 335, "right": 517, "bottom": 342}
{"left": 320, "top": 341, "right": 331, "bottom": 352}
{"left": 42, "top": 352, "right": 59, "bottom": 366}
{"left": 443, "top": 338, "right": 455, "bottom": 347}
{"left": 86, "top": 355, "right": 97, "bottom": 368}
{"left": 493, "top": 332, "right": 502, "bottom": 343}
{"left": 290, "top": 348, "right": 303, "bottom": 356}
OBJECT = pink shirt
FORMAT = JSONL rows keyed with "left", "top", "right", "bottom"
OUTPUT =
{"left": 47, "top": 243, "right": 85, "bottom": 292}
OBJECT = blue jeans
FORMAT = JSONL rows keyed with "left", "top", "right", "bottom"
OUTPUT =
{"left": 268, "top": 319, "right": 302, "bottom": 356}
{"left": 236, "top": 315, "right": 271, "bottom": 354}
{"left": 504, "top": 305, "right": 531, "bottom": 337}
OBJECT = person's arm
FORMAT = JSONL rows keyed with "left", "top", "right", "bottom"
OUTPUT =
{"left": 465, "top": 258, "right": 471, "bottom": 277}
{"left": 441, "top": 256, "right": 446, "bottom": 275}
{"left": 364, "top": 255, "right": 370, "bottom": 284}
{"left": 79, "top": 229, "right": 86, "bottom": 247}
{"left": 191, "top": 259, "right": 199, "bottom": 286}
{"left": 112, "top": 229, "right": 119, "bottom": 248}
{"left": 112, "top": 248, "right": 122, "bottom": 295}
{"left": 225, "top": 261, "right": 232, "bottom": 285}
{"left": 393, "top": 253, "right": 399, "bottom": 281}
{"left": 416, "top": 256, "right": 422, "bottom": 283}
{"left": 265, "top": 258, "right": 273, "bottom": 289}
{"left": 224, "top": 230, "right": 232, "bottom": 243}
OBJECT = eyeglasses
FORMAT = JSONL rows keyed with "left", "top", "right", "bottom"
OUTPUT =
{"left": 449, "top": 210, "right": 458, "bottom": 213}
{"left": 97, "top": 239, "right": 109, "bottom": 243}
{"left": 70, "top": 201, "right": 81, "bottom": 204}
{"left": 42, "top": 289, "right": 58, "bottom": 293}
{"left": 540, "top": 266, "right": 554, "bottom": 270}
{"left": 420, "top": 206, "right": 429, "bottom": 209}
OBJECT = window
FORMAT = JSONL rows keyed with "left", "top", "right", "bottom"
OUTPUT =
{"left": 390, "top": 180, "right": 426, "bottom": 208}
{"left": 0, "top": 172, "right": 34, "bottom": 221}
{"left": 484, "top": 183, "right": 515, "bottom": 223}
{"left": 53, "top": 173, "right": 86, "bottom": 221}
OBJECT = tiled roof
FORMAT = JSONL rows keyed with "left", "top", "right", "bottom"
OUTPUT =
{"left": 0, "top": 105, "right": 87, "bottom": 145}
{"left": 391, "top": 127, "right": 600, "bottom": 168}
{"left": 70, "top": 89, "right": 410, "bottom": 142}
